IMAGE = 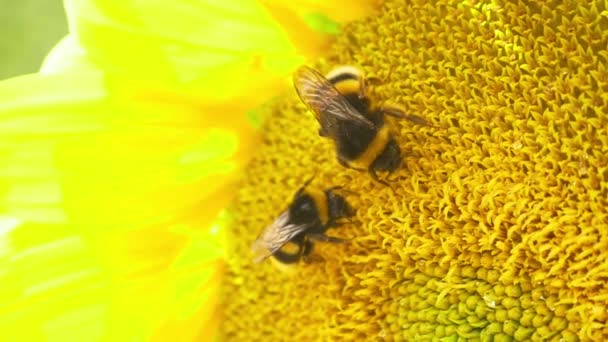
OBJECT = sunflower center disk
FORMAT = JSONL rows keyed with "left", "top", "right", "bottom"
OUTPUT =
{"left": 221, "top": 0, "right": 608, "bottom": 340}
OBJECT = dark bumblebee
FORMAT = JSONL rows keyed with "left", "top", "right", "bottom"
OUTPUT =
{"left": 251, "top": 179, "right": 354, "bottom": 264}
{"left": 293, "top": 65, "right": 435, "bottom": 184}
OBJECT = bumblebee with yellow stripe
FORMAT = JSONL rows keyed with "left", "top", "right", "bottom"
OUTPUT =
{"left": 251, "top": 178, "right": 354, "bottom": 264}
{"left": 293, "top": 65, "right": 436, "bottom": 184}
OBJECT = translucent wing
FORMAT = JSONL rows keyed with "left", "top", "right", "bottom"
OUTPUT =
{"left": 251, "top": 211, "right": 313, "bottom": 263}
{"left": 293, "top": 66, "right": 375, "bottom": 132}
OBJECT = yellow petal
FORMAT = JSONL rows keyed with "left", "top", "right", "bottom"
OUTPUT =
{"left": 40, "top": 35, "right": 95, "bottom": 74}
{"left": 57, "top": 0, "right": 383, "bottom": 131}
{"left": 63, "top": 0, "right": 301, "bottom": 82}
{"left": 0, "top": 71, "right": 257, "bottom": 226}
{"left": 0, "top": 71, "right": 243, "bottom": 340}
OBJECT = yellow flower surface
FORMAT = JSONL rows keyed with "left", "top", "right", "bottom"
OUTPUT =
{"left": 221, "top": 0, "right": 608, "bottom": 340}
{"left": 0, "top": 70, "right": 239, "bottom": 341}
{"left": 0, "top": 0, "right": 378, "bottom": 340}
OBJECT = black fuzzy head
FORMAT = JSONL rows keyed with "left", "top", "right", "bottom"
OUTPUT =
{"left": 370, "top": 138, "right": 401, "bottom": 173}
{"left": 326, "top": 191, "right": 355, "bottom": 220}
{"left": 288, "top": 194, "right": 318, "bottom": 225}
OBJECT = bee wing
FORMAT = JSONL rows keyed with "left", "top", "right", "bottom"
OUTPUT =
{"left": 251, "top": 211, "right": 313, "bottom": 263}
{"left": 293, "top": 66, "right": 375, "bottom": 132}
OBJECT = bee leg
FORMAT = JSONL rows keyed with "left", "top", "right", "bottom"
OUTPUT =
{"left": 381, "top": 108, "right": 427, "bottom": 125}
{"left": 331, "top": 222, "right": 345, "bottom": 228}
{"left": 338, "top": 158, "right": 367, "bottom": 173}
{"left": 359, "top": 77, "right": 368, "bottom": 99}
{"left": 380, "top": 107, "right": 442, "bottom": 129}
{"left": 369, "top": 169, "right": 391, "bottom": 187}
{"left": 339, "top": 215, "right": 355, "bottom": 225}
{"left": 338, "top": 157, "right": 351, "bottom": 169}
{"left": 332, "top": 218, "right": 355, "bottom": 228}
{"left": 308, "top": 234, "right": 346, "bottom": 244}
{"left": 327, "top": 185, "right": 358, "bottom": 196}
{"left": 295, "top": 174, "right": 317, "bottom": 197}
{"left": 300, "top": 238, "right": 314, "bottom": 263}
{"left": 366, "top": 65, "right": 395, "bottom": 86}
{"left": 327, "top": 218, "right": 346, "bottom": 229}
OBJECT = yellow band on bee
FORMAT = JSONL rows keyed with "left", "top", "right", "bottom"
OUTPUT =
{"left": 304, "top": 188, "right": 329, "bottom": 225}
{"left": 326, "top": 65, "right": 364, "bottom": 80}
{"left": 348, "top": 125, "right": 391, "bottom": 169}
{"left": 270, "top": 255, "right": 300, "bottom": 274}
{"left": 279, "top": 241, "right": 301, "bottom": 254}
{"left": 333, "top": 79, "right": 361, "bottom": 95}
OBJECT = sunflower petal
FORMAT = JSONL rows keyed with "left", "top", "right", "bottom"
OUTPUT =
{"left": 40, "top": 35, "right": 94, "bottom": 74}
{"left": 0, "top": 71, "right": 242, "bottom": 339}
{"left": 0, "top": 72, "right": 257, "bottom": 226}
{"left": 63, "top": 0, "right": 301, "bottom": 81}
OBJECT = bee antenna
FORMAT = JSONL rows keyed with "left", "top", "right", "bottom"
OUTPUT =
{"left": 326, "top": 186, "right": 358, "bottom": 196}
{"left": 294, "top": 174, "right": 316, "bottom": 197}
{"left": 366, "top": 65, "right": 396, "bottom": 85}
{"left": 382, "top": 107, "right": 448, "bottom": 131}
{"left": 302, "top": 174, "right": 316, "bottom": 188}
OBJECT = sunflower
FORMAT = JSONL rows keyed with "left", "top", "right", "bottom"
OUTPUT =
{"left": 221, "top": 0, "right": 608, "bottom": 341}
{"left": 0, "top": 0, "right": 377, "bottom": 340}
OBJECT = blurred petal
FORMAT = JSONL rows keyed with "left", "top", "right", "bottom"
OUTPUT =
{"left": 0, "top": 71, "right": 247, "bottom": 340}
{"left": 59, "top": 0, "right": 383, "bottom": 113}
{"left": 63, "top": 0, "right": 302, "bottom": 82}
{"left": 0, "top": 72, "right": 257, "bottom": 226}
{"left": 40, "top": 35, "right": 94, "bottom": 74}
{"left": 0, "top": 218, "right": 225, "bottom": 341}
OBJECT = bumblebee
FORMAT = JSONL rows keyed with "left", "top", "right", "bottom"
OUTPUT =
{"left": 293, "top": 65, "right": 435, "bottom": 184}
{"left": 251, "top": 178, "right": 354, "bottom": 264}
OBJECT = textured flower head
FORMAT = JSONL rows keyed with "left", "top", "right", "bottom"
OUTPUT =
{"left": 221, "top": 0, "right": 608, "bottom": 340}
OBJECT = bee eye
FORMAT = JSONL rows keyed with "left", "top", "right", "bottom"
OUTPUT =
{"left": 299, "top": 202, "right": 314, "bottom": 213}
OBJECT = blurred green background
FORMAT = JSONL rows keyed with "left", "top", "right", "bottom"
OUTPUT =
{"left": 0, "top": 0, "right": 68, "bottom": 80}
